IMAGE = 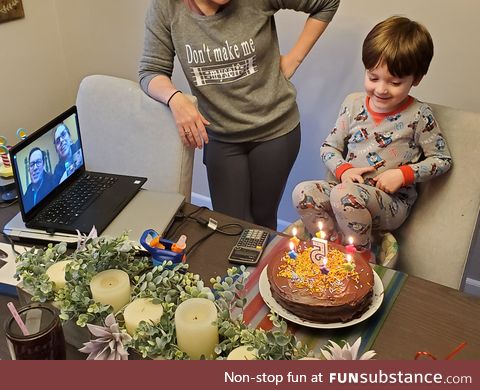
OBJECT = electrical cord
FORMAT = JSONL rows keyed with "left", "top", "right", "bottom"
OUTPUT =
{"left": 185, "top": 222, "right": 243, "bottom": 256}
{"left": 164, "top": 206, "right": 209, "bottom": 239}
{"left": 164, "top": 206, "right": 244, "bottom": 256}
{"left": 0, "top": 199, "right": 18, "bottom": 208}
{"left": 2, "top": 233, "right": 20, "bottom": 256}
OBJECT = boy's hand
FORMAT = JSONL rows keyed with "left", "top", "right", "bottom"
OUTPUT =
{"left": 341, "top": 166, "right": 376, "bottom": 183}
{"left": 373, "top": 169, "right": 404, "bottom": 194}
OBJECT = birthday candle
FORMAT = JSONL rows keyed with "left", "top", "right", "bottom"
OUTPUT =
{"left": 320, "top": 257, "right": 329, "bottom": 275}
{"left": 290, "top": 227, "right": 300, "bottom": 249}
{"left": 288, "top": 241, "right": 298, "bottom": 259}
{"left": 346, "top": 236, "right": 357, "bottom": 254}
{"left": 315, "top": 222, "right": 325, "bottom": 239}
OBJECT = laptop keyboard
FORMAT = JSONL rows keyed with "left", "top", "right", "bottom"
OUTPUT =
{"left": 35, "top": 174, "right": 118, "bottom": 225}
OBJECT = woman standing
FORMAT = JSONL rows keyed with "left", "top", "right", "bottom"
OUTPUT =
{"left": 139, "top": 0, "right": 340, "bottom": 229}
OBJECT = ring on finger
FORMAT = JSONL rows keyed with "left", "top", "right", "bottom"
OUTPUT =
{"left": 184, "top": 129, "right": 192, "bottom": 136}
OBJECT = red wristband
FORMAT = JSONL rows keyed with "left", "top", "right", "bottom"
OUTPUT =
{"left": 399, "top": 165, "right": 415, "bottom": 186}
{"left": 335, "top": 163, "right": 354, "bottom": 181}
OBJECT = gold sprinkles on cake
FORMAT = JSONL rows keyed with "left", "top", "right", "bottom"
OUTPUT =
{"left": 277, "top": 247, "right": 359, "bottom": 294}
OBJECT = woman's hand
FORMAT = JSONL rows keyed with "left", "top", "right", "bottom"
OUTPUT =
{"left": 341, "top": 166, "right": 376, "bottom": 183}
{"left": 373, "top": 169, "right": 404, "bottom": 194}
{"left": 280, "top": 54, "right": 301, "bottom": 80}
{"left": 169, "top": 92, "right": 210, "bottom": 149}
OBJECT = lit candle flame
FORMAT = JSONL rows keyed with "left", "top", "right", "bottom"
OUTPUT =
{"left": 346, "top": 254, "right": 352, "bottom": 263}
{"left": 318, "top": 221, "right": 323, "bottom": 231}
{"left": 292, "top": 227, "right": 298, "bottom": 237}
{"left": 289, "top": 241, "right": 295, "bottom": 251}
{"left": 348, "top": 236, "right": 354, "bottom": 245}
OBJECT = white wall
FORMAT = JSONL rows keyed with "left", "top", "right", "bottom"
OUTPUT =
{"left": 275, "top": 0, "right": 480, "bottom": 224}
{"left": 53, "top": 0, "right": 149, "bottom": 92}
{"left": 0, "top": 0, "right": 72, "bottom": 143}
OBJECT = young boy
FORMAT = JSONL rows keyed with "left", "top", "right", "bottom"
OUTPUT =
{"left": 292, "top": 16, "right": 452, "bottom": 250}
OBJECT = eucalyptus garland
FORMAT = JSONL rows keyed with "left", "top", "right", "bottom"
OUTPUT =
{"left": 15, "top": 234, "right": 310, "bottom": 360}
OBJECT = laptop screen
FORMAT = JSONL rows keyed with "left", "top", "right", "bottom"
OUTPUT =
{"left": 10, "top": 107, "right": 84, "bottom": 215}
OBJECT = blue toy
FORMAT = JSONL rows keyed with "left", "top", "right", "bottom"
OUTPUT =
{"left": 140, "top": 229, "right": 186, "bottom": 268}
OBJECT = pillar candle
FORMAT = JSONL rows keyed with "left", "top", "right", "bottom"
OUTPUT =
{"left": 175, "top": 298, "right": 219, "bottom": 360}
{"left": 45, "top": 260, "right": 72, "bottom": 291}
{"left": 89, "top": 269, "right": 131, "bottom": 312}
{"left": 123, "top": 298, "right": 164, "bottom": 335}
{"left": 227, "top": 345, "right": 258, "bottom": 360}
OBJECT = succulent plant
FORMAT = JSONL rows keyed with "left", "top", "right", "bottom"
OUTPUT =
{"left": 321, "top": 337, "right": 376, "bottom": 360}
{"left": 79, "top": 314, "right": 131, "bottom": 360}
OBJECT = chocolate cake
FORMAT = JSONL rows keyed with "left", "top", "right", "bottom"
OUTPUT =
{"left": 267, "top": 243, "right": 374, "bottom": 323}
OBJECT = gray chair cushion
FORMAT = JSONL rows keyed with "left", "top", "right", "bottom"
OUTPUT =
{"left": 395, "top": 104, "right": 480, "bottom": 289}
{"left": 76, "top": 75, "right": 194, "bottom": 201}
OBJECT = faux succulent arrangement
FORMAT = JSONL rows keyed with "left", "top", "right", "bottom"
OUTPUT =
{"left": 15, "top": 234, "right": 316, "bottom": 360}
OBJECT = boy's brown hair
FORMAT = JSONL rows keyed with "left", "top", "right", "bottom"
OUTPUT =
{"left": 362, "top": 16, "right": 434, "bottom": 80}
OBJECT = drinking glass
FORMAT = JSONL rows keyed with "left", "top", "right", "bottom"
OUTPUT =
{"left": 4, "top": 303, "right": 66, "bottom": 360}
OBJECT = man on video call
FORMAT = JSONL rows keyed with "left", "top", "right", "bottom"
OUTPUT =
{"left": 23, "top": 147, "right": 55, "bottom": 211}
{"left": 52, "top": 123, "right": 83, "bottom": 184}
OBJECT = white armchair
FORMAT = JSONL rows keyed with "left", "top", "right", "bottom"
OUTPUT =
{"left": 76, "top": 75, "right": 194, "bottom": 201}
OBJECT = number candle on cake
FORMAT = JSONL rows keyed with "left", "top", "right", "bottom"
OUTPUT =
{"left": 89, "top": 269, "right": 131, "bottom": 312}
{"left": 312, "top": 222, "right": 328, "bottom": 256}
{"left": 174, "top": 298, "right": 219, "bottom": 359}
{"left": 227, "top": 345, "right": 258, "bottom": 360}
{"left": 345, "top": 236, "right": 357, "bottom": 254}
{"left": 45, "top": 260, "right": 72, "bottom": 291}
{"left": 123, "top": 298, "right": 164, "bottom": 336}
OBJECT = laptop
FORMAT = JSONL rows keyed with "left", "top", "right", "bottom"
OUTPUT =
{"left": 3, "top": 190, "right": 185, "bottom": 246}
{"left": 7, "top": 106, "right": 147, "bottom": 236}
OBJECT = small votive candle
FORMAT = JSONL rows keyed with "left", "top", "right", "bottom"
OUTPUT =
{"left": 288, "top": 241, "right": 298, "bottom": 259}
{"left": 345, "top": 236, "right": 357, "bottom": 254}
